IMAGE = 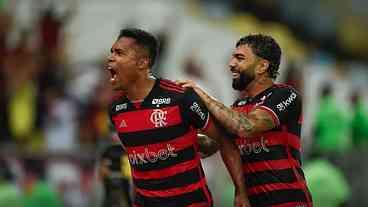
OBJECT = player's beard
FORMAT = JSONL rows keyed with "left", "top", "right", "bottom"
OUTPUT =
{"left": 232, "top": 71, "right": 254, "bottom": 91}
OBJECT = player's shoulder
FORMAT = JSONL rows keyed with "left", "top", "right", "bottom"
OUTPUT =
{"left": 271, "top": 83, "right": 300, "bottom": 97}
{"left": 158, "top": 79, "right": 186, "bottom": 94}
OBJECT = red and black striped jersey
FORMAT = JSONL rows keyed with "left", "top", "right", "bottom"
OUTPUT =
{"left": 109, "top": 78, "right": 213, "bottom": 207}
{"left": 231, "top": 84, "right": 313, "bottom": 207}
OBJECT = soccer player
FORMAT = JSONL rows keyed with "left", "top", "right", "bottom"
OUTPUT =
{"left": 105, "top": 28, "right": 249, "bottom": 207}
{"left": 178, "top": 34, "right": 313, "bottom": 207}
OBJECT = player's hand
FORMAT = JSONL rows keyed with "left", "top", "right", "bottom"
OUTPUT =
{"left": 234, "top": 189, "right": 251, "bottom": 207}
{"left": 176, "top": 79, "right": 199, "bottom": 90}
{"left": 176, "top": 79, "right": 205, "bottom": 97}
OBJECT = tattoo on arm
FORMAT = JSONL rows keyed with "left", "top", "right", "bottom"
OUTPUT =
{"left": 197, "top": 89, "right": 276, "bottom": 137}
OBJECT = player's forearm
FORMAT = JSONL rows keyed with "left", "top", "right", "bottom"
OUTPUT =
{"left": 219, "top": 138, "right": 247, "bottom": 194}
{"left": 195, "top": 88, "right": 254, "bottom": 137}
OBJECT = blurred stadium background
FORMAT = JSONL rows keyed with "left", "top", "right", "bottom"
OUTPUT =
{"left": 1, "top": 0, "right": 368, "bottom": 206}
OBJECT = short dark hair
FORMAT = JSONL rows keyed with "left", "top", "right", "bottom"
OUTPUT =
{"left": 236, "top": 34, "right": 281, "bottom": 79}
{"left": 118, "top": 28, "right": 159, "bottom": 68}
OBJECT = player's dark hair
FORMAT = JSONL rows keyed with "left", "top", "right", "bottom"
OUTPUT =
{"left": 236, "top": 34, "right": 281, "bottom": 79}
{"left": 118, "top": 28, "right": 159, "bottom": 68}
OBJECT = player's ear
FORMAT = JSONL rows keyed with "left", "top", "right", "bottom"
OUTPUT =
{"left": 256, "top": 59, "right": 269, "bottom": 75}
{"left": 137, "top": 57, "right": 149, "bottom": 70}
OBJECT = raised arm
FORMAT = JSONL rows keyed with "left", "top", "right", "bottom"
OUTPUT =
{"left": 179, "top": 80, "right": 276, "bottom": 138}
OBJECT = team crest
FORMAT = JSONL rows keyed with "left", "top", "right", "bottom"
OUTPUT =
{"left": 150, "top": 109, "right": 168, "bottom": 128}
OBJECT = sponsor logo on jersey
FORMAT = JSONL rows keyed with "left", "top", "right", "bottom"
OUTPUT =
{"left": 115, "top": 103, "right": 127, "bottom": 111}
{"left": 150, "top": 109, "right": 168, "bottom": 128}
{"left": 238, "top": 137, "right": 270, "bottom": 155}
{"left": 152, "top": 98, "right": 171, "bottom": 105}
{"left": 190, "top": 102, "right": 206, "bottom": 120}
{"left": 128, "top": 144, "right": 178, "bottom": 165}
{"left": 276, "top": 92, "right": 297, "bottom": 111}
{"left": 119, "top": 119, "right": 127, "bottom": 128}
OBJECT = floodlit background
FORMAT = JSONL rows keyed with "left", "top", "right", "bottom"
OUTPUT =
{"left": 1, "top": 0, "right": 368, "bottom": 206}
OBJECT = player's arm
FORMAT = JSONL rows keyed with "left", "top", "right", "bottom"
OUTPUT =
{"left": 201, "top": 121, "right": 250, "bottom": 207}
{"left": 178, "top": 80, "right": 276, "bottom": 137}
{"left": 197, "top": 133, "right": 219, "bottom": 158}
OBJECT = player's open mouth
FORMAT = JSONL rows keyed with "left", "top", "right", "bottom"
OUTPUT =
{"left": 106, "top": 66, "right": 117, "bottom": 82}
{"left": 232, "top": 72, "right": 240, "bottom": 79}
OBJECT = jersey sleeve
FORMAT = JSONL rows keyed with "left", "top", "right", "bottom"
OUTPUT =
{"left": 181, "top": 88, "right": 210, "bottom": 130}
{"left": 257, "top": 87, "right": 301, "bottom": 126}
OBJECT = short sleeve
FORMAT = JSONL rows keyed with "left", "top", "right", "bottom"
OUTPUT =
{"left": 181, "top": 88, "right": 210, "bottom": 130}
{"left": 257, "top": 87, "right": 301, "bottom": 126}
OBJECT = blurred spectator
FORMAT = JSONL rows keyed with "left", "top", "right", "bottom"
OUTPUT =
{"left": 19, "top": 157, "right": 63, "bottom": 207}
{"left": 44, "top": 84, "right": 77, "bottom": 153}
{"left": 313, "top": 83, "right": 352, "bottom": 155}
{"left": 0, "top": 158, "right": 21, "bottom": 207}
{"left": 350, "top": 90, "right": 368, "bottom": 147}
{"left": 78, "top": 75, "right": 113, "bottom": 148}
{"left": 284, "top": 61, "right": 303, "bottom": 93}
{"left": 304, "top": 159, "right": 351, "bottom": 207}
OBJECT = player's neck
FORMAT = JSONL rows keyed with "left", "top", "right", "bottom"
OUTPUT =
{"left": 245, "top": 77, "right": 273, "bottom": 98}
{"left": 126, "top": 74, "right": 156, "bottom": 101}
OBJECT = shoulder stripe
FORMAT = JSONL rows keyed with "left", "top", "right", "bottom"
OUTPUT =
{"left": 160, "top": 80, "right": 185, "bottom": 91}
{"left": 160, "top": 84, "right": 185, "bottom": 93}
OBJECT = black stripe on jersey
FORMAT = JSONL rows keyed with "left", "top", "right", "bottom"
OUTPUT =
{"left": 290, "top": 147, "right": 302, "bottom": 165}
{"left": 296, "top": 167, "right": 306, "bottom": 180}
{"left": 241, "top": 145, "right": 288, "bottom": 163}
{"left": 135, "top": 188, "right": 209, "bottom": 207}
{"left": 134, "top": 167, "right": 201, "bottom": 191}
{"left": 288, "top": 122, "right": 302, "bottom": 137}
{"left": 132, "top": 146, "right": 196, "bottom": 171}
{"left": 245, "top": 168, "right": 298, "bottom": 188}
{"left": 119, "top": 124, "right": 189, "bottom": 147}
{"left": 249, "top": 189, "right": 308, "bottom": 207}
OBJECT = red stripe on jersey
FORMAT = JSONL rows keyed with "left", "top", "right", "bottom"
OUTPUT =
{"left": 247, "top": 181, "right": 304, "bottom": 195}
{"left": 126, "top": 130, "right": 196, "bottom": 154}
{"left": 112, "top": 105, "right": 182, "bottom": 133}
{"left": 187, "top": 202, "right": 211, "bottom": 207}
{"left": 135, "top": 178, "right": 207, "bottom": 197}
{"left": 243, "top": 159, "right": 299, "bottom": 173}
{"left": 160, "top": 84, "right": 185, "bottom": 93}
{"left": 132, "top": 158, "right": 200, "bottom": 179}
{"left": 271, "top": 201, "right": 311, "bottom": 207}
{"left": 257, "top": 105, "right": 280, "bottom": 127}
{"left": 287, "top": 134, "right": 301, "bottom": 150}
